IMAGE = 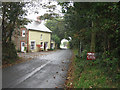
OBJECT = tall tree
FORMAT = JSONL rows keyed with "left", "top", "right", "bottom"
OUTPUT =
{"left": 59, "top": 2, "right": 120, "bottom": 56}
{"left": 2, "top": 2, "right": 28, "bottom": 62}
{"left": 2, "top": 2, "right": 28, "bottom": 44}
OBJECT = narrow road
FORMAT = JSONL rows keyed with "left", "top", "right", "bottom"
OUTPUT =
{"left": 3, "top": 49, "right": 72, "bottom": 88}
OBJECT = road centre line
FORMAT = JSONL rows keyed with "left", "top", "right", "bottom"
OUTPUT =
{"left": 9, "top": 61, "right": 51, "bottom": 88}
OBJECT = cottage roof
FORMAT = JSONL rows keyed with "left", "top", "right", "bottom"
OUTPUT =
{"left": 25, "top": 21, "right": 52, "bottom": 33}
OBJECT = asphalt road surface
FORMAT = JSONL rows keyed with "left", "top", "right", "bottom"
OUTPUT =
{"left": 3, "top": 49, "right": 72, "bottom": 88}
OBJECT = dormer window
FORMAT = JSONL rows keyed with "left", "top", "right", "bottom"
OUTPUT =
{"left": 22, "top": 30, "right": 25, "bottom": 37}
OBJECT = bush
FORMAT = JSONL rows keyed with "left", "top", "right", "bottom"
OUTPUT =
{"left": 2, "top": 42, "right": 18, "bottom": 64}
{"left": 81, "top": 50, "right": 87, "bottom": 59}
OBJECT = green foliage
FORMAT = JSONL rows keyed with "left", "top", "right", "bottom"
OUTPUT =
{"left": 2, "top": 2, "right": 28, "bottom": 62}
{"left": 40, "top": 13, "right": 59, "bottom": 20}
{"left": 63, "top": 42, "right": 67, "bottom": 47}
{"left": 2, "top": 42, "right": 18, "bottom": 64}
{"left": 39, "top": 2, "right": 60, "bottom": 20}
{"left": 74, "top": 66, "right": 111, "bottom": 88}
{"left": 60, "top": 2, "right": 120, "bottom": 55}
{"left": 2, "top": 2, "right": 28, "bottom": 43}
{"left": 46, "top": 18, "right": 66, "bottom": 39}
{"left": 24, "top": 47, "right": 27, "bottom": 51}
{"left": 48, "top": 48, "right": 54, "bottom": 51}
{"left": 51, "top": 34, "right": 60, "bottom": 43}
{"left": 45, "top": 18, "right": 66, "bottom": 48}
{"left": 59, "top": 2, "right": 120, "bottom": 84}
{"left": 73, "top": 49, "right": 120, "bottom": 88}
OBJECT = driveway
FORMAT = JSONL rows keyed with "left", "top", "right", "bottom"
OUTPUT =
{"left": 2, "top": 49, "right": 73, "bottom": 88}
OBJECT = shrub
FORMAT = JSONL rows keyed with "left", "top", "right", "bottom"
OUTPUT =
{"left": 2, "top": 42, "right": 18, "bottom": 64}
{"left": 48, "top": 48, "right": 54, "bottom": 51}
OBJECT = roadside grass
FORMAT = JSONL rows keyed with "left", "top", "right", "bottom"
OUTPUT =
{"left": 74, "top": 65, "right": 114, "bottom": 88}
{"left": 72, "top": 49, "right": 119, "bottom": 88}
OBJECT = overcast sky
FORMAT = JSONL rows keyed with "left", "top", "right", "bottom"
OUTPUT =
{"left": 24, "top": 0, "right": 63, "bottom": 21}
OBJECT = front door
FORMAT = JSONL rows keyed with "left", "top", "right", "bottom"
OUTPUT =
{"left": 51, "top": 43, "right": 53, "bottom": 49}
{"left": 21, "top": 42, "right": 25, "bottom": 52}
{"left": 44, "top": 42, "right": 48, "bottom": 51}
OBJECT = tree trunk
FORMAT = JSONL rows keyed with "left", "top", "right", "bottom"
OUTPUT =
{"left": 90, "top": 21, "right": 96, "bottom": 52}
{"left": 8, "top": 26, "right": 14, "bottom": 42}
{"left": 78, "top": 40, "right": 81, "bottom": 56}
{"left": 2, "top": 3, "right": 6, "bottom": 44}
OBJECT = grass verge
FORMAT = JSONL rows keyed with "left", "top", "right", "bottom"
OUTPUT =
{"left": 65, "top": 49, "right": 120, "bottom": 88}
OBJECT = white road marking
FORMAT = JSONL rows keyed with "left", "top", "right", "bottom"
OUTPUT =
{"left": 10, "top": 61, "right": 51, "bottom": 88}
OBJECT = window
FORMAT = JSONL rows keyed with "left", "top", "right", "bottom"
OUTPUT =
{"left": 31, "top": 41, "right": 35, "bottom": 50}
{"left": 40, "top": 34, "right": 42, "bottom": 40}
{"left": 41, "top": 42, "right": 43, "bottom": 47}
{"left": 22, "top": 42, "right": 25, "bottom": 46}
{"left": 22, "top": 30, "right": 25, "bottom": 37}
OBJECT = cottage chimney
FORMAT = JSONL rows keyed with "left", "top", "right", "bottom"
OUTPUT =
{"left": 36, "top": 16, "right": 41, "bottom": 24}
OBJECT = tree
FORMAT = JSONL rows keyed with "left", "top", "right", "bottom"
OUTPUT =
{"left": 38, "top": 1, "right": 62, "bottom": 20}
{"left": 51, "top": 34, "right": 60, "bottom": 48}
{"left": 59, "top": 2, "right": 93, "bottom": 55}
{"left": 45, "top": 18, "right": 66, "bottom": 48}
{"left": 2, "top": 2, "right": 28, "bottom": 62}
{"left": 60, "top": 2, "right": 120, "bottom": 81}
{"left": 59, "top": 2, "right": 120, "bottom": 54}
